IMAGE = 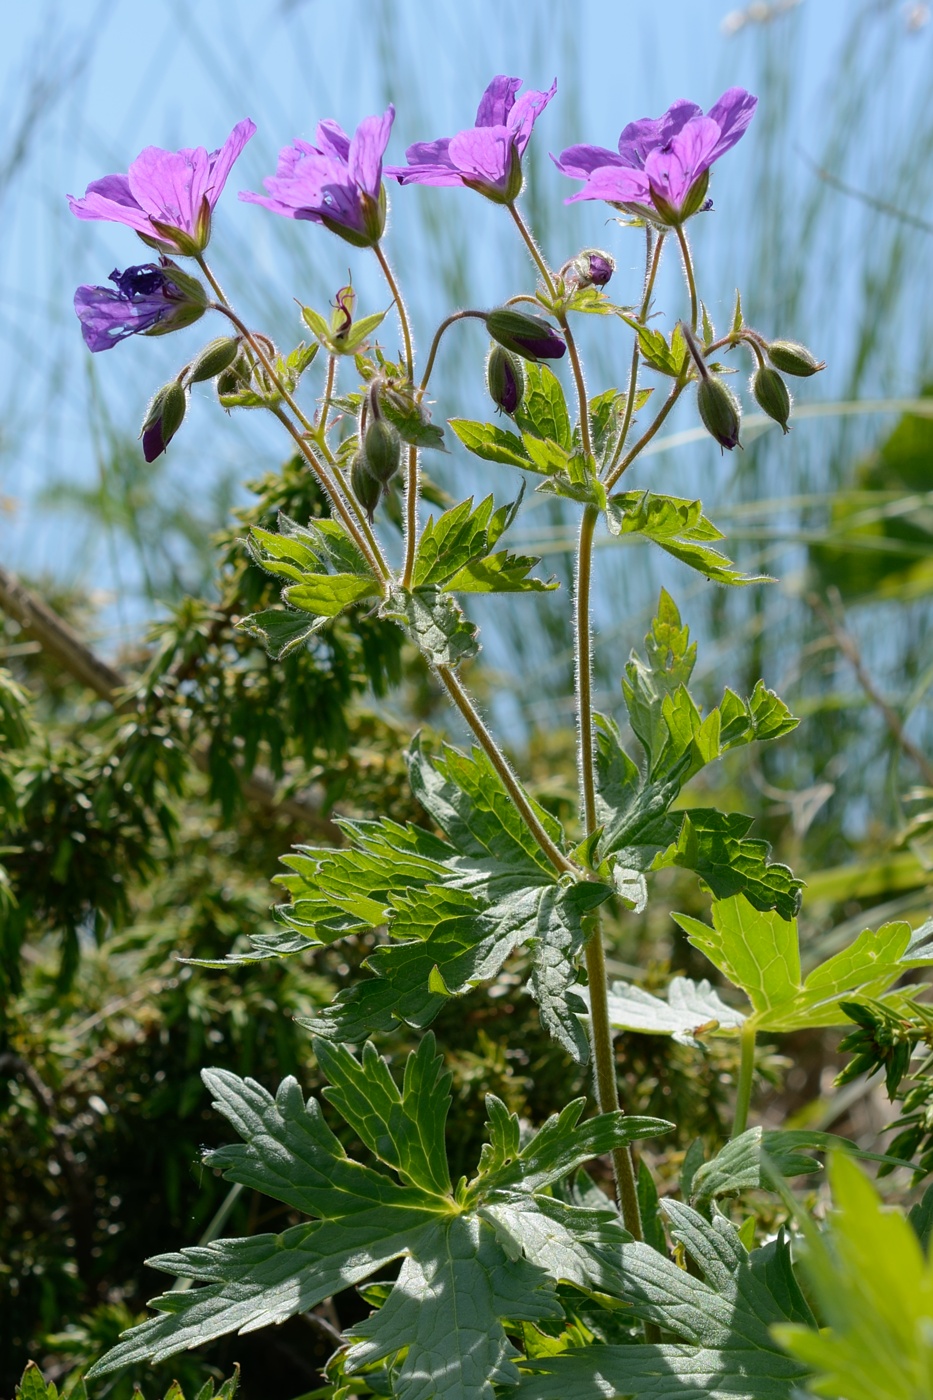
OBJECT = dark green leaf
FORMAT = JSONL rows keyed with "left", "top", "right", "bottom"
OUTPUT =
{"left": 380, "top": 389, "right": 448, "bottom": 451}
{"left": 512, "top": 1203, "right": 813, "bottom": 1399}
{"left": 653, "top": 809, "right": 804, "bottom": 919}
{"left": 380, "top": 584, "right": 479, "bottom": 666}
{"left": 236, "top": 607, "right": 327, "bottom": 659}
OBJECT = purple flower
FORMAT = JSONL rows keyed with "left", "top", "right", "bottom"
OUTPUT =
{"left": 239, "top": 108, "right": 394, "bottom": 248}
{"left": 387, "top": 75, "right": 557, "bottom": 204}
{"left": 73, "top": 263, "right": 206, "bottom": 353}
{"left": 68, "top": 119, "right": 256, "bottom": 256}
{"left": 554, "top": 88, "right": 757, "bottom": 225}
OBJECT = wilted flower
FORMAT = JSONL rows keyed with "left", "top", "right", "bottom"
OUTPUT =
{"left": 388, "top": 75, "right": 556, "bottom": 204}
{"left": 73, "top": 264, "right": 206, "bottom": 352}
{"left": 68, "top": 119, "right": 256, "bottom": 256}
{"left": 240, "top": 109, "right": 394, "bottom": 248}
{"left": 554, "top": 88, "right": 757, "bottom": 225}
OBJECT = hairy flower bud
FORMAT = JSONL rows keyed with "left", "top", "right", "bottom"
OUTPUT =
{"left": 140, "top": 381, "right": 187, "bottom": 462}
{"left": 752, "top": 365, "right": 791, "bottom": 434}
{"left": 362, "top": 418, "right": 401, "bottom": 485}
{"left": 350, "top": 452, "right": 381, "bottom": 522}
{"left": 766, "top": 339, "right": 825, "bottom": 377}
{"left": 486, "top": 345, "right": 524, "bottom": 415}
{"left": 697, "top": 375, "right": 741, "bottom": 451}
{"left": 485, "top": 308, "right": 566, "bottom": 362}
{"left": 186, "top": 337, "right": 241, "bottom": 384}
{"left": 570, "top": 249, "right": 615, "bottom": 289}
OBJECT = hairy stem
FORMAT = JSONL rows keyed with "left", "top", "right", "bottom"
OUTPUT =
{"left": 317, "top": 354, "right": 338, "bottom": 436}
{"left": 584, "top": 928, "right": 643, "bottom": 1238}
{"left": 604, "top": 382, "right": 685, "bottom": 492}
{"left": 575, "top": 505, "right": 643, "bottom": 1238}
{"left": 608, "top": 228, "right": 666, "bottom": 478}
{"left": 674, "top": 223, "right": 699, "bottom": 334}
{"left": 507, "top": 201, "right": 557, "bottom": 298}
{"left": 419, "top": 310, "right": 487, "bottom": 393}
{"left": 270, "top": 404, "right": 389, "bottom": 582}
{"left": 732, "top": 1022, "right": 757, "bottom": 1138}
{"left": 373, "top": 243, "right": 420, "bottom": 590}
{"left": 437, "top": 665, "right": 573, "bottom": 876}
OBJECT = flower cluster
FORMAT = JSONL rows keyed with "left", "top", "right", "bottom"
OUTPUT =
{"left": 67, "top": 78, "right": 767, "bottom": 462}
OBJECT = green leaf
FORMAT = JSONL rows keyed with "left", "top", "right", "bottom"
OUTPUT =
{"left": 283, "top": 742, "right": 615, "bottom": 1055}
{"left": 448, "top": 419, "right": 531, "bottom": 468}
{"left": 513, "top": 1203, "right": 813, "bottom": 1399}
{"left": 606, "top": 975, "right": 746, "bottom": 1045}
{"left": 15, "top": 1364, "right": 58, "bottom": 1400}
{"left": 620, "top": 316, "right": 688, "bottom": 378}
{"left": 235, "top": 607, "right": 327, "bottom": 659}
{"left": 380, "top": 584, "right": 479, "bottom": 666}
{"left": 380, "top": 387, "right": 448, "bottom": 451}
{"left": 775, "top": 1154, "right": 933, "bottom": 1400}
{"left": 87, "top": 1037, "right": 668, "bottom": 1399}
{"left": 247, "top": 515, "right": 379, "bottom": 623}
{"left": 513, "top": 363, "right": 572, "bottom": 449}
{"left": 413, "top": 491, "right": 555, "bottom": 595}
{"left": 673, "top": 894, "right": 926, "bottom": 1032}
{"left": 607, "top": 490, "right": 771, "bottom": 586}
{"left": 653, "top": 809, "right": 804, "bottom": 920}
{"left": 592, "top": 598, "right": 800, "bottom": 912}
{"left": 286, "top": 574, "right": 381, "bottom": 617}
{"left": 690, "top": 1127, "right": 914, "bottom": 1210}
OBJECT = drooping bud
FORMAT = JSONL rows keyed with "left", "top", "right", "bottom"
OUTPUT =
{"left": 697, "top": 375, "right": 741, "bottom": 451}
{"left": 486, "top": 345, "right": 524, "bottom": 415}
{"left": 350, "top": 452, "right": 381, "bottom": 523}
{"left": 186, "top": 337, "right": 241, "bottom": 384}
{"left": 569, "top": 248, "right": 615, "bottom": 289}
{"left": 485, "top": 308, "right": 566, "bottom": 361}
{"left": 766, "top": 339, "right": 825, "bottom": 377}
{"left": 140, "top": 381, "right": 187, "bottom": 462}
{"left": 752, "top": 366, "right": 791, "bottom": 434}
{"left": 362, "top": 417, "right": 401, "bottom": 485}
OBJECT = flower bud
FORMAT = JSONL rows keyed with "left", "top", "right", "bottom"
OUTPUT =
{"left": 570, "top": 249, "right": 615, "bottom": 289}
{"left": 697, "top": 375, "right": 741, "bottom": 451}
{"left": 766, "top": 339, "right": 825, "bottom": 377}
{"left": 484, "top": 308, "right": 566, "bottom": 362}
{"left": 140, "top": 381, "right": 187, "bottom": 462}
{"left": 486, "top": 345, "right": 524, "bottom": 415}
{"left": 350, "top": 452, "right": 381, "bottom": 522}
{"left": 362, "top": 417, "right": 401, "bottom": 485}
{"left": 186, "top": 336, "right": 241, "bottom": 384}
{"left": 752, "top": 365, "right": 791, "bottom": 434}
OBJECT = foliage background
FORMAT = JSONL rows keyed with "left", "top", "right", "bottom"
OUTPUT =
{"left": 2, "top": 0, "right": 933, "bottom": 1395}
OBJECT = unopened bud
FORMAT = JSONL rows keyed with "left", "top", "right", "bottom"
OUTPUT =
{"left": 766, "top": 339, "right": 825, "bottom": 377}
{"left": 350, "top": 452, "right": 381, "bottom": 522}
{"left": 140, "top": 381, "right": 187, "bottom": 462}
{"left": 752, "top": 366, "right": 791, "bottom": 434}
{"left": 362, "top": 418, "right": 401, "bottom": 485}
{"left": 486, "top": 345, "right": 524, "bottom": 415}
{"left": 485, "top": 308, "right": 566, "bottom": 362}
{"left": 697, "top": 375, "right": 741, "bottom": 451}
{"left": 571, "top": 249, "right": 615, "bottom": 289}
{"left": 186, "top": 337, "right": 241, "bottom": 384}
